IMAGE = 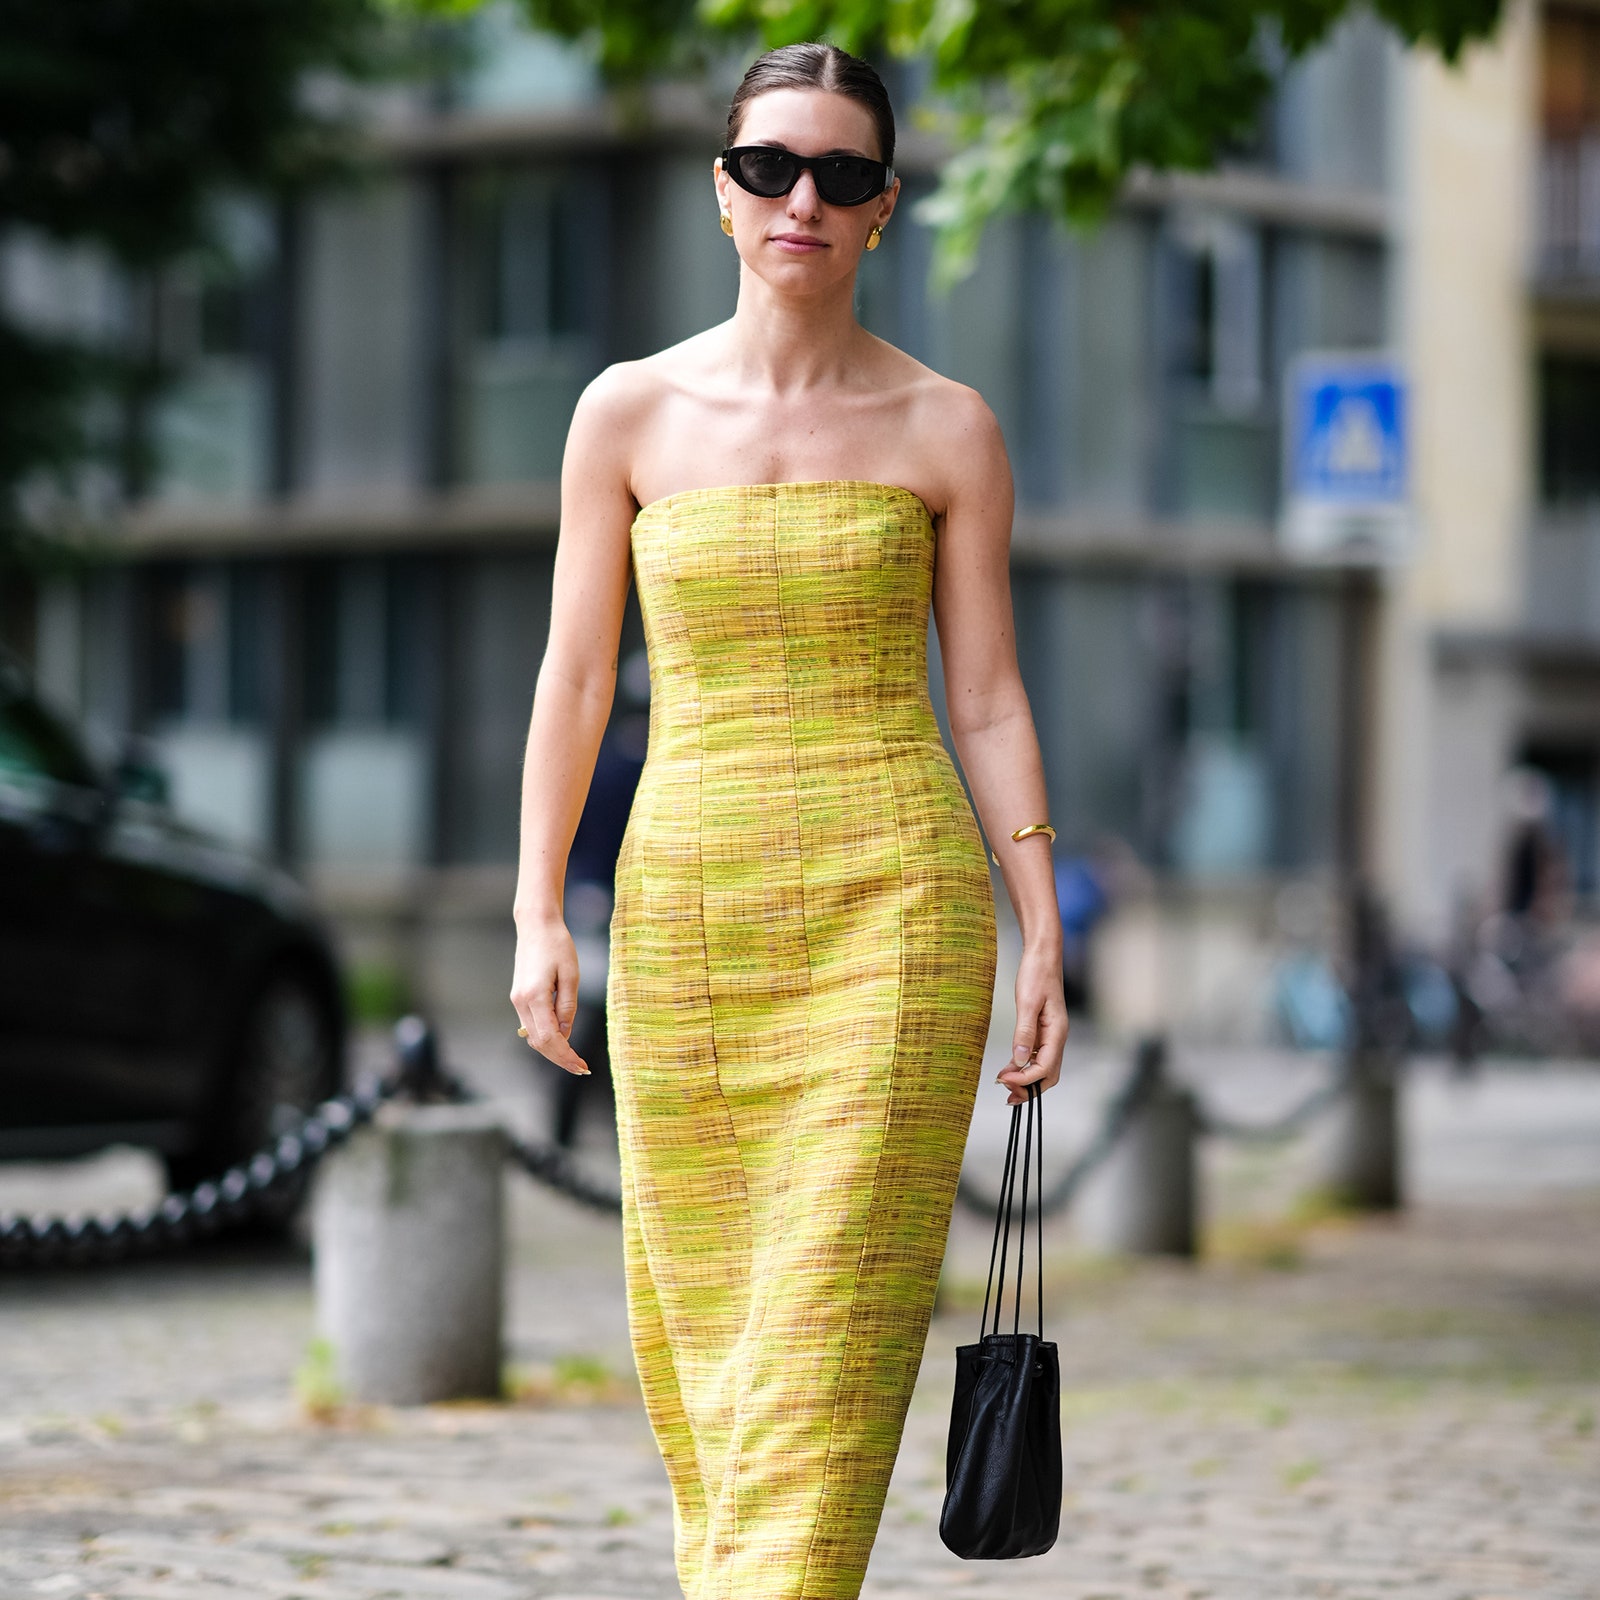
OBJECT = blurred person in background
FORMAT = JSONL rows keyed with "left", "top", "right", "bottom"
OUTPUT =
{"left": 1054, "top": 845, "right": 1111, "bottom": 1018}
{"left": 1501, "top": 766, "right": 1570, "bottom": 928}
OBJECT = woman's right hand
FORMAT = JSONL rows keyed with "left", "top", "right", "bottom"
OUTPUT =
{"left": 510, "top": 915, "right": 590, "bottom": 1075}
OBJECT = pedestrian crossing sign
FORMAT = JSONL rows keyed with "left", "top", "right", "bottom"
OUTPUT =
{"left": 1281, "top": 352, "right": 1412, "bottom": 564}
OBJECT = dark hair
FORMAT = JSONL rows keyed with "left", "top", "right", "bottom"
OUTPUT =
{"left": 726, "top": 43, "right": 895, "bottom": 168}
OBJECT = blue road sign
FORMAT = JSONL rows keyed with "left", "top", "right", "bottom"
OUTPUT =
{"left": 1288, "top": 355, "right": 1408, "bottom": 505}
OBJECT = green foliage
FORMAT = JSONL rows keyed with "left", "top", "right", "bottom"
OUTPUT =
{"left": 514, "top": 0, "right": 1508, "bottom": 289}
{"left": 346, "top": 961, "right": 416, "bottom": 1024}
{"left": 293, "top": 1336, "right": 346, "bottom": 1420}
{"left": 0, "top": 0, "right": 412, "bottom": 554}
{"left": 0, "top": 0, "right": 399, "bottom": 263}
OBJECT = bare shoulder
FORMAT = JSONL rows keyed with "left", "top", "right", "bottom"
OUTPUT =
{"left": 556, "top": 360, "right": 662, "bottom": 533}
{"left": 569, "top": 329, "right": 727, "bottom": 500}
{"left": 880, "top": 348, "right": 1012, "bottom": 521}
{"left": 572, "top": 355, "right": 666, "bottom": 437}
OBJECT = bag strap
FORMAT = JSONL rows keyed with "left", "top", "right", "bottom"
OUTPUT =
{"left": 978, "top": 1081, "right": 1045, "bottom": 1342}
{"left": 978, "top": 1088, "right": 1021, "bottom": 1340}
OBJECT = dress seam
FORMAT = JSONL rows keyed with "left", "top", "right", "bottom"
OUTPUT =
{"left": 719, "top": 484, "right": 817, "bottom": 1588}
{"left": 670, "top": 496, "right": 755, "bottom": 1595}
{"left": 794, "top": 490, "right": 908, "bottom": 1600}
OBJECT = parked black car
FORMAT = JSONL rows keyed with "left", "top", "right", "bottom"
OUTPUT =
{"left": 0, "top": 654, "right": 346, "bottom": 1199}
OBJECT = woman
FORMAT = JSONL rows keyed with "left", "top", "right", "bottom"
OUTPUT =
{"left": 510, "top": 41, "right": 1068, "bottom": 1600}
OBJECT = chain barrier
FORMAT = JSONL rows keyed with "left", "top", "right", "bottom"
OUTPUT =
{"left": 1188, "top": 1055, "right": 1353, "bottom": 1144}
{"left": 954, "top": 1040, "right": 1358, "bottom": 1221}
{"left": 0, "top": 1019, "right": 623, "bottom": 1270}
{"left": 396, "top": 1021, "right": 624, "bottom": 1216}
{"left": 955, "top": 1038, "right": 1163, "bottom": 1220}
{"left": 0, "top": 1079, "right": 396, "bottom": 1271}
{"left": 5, "top": 1015, "right": 1362, "bottom": 1264}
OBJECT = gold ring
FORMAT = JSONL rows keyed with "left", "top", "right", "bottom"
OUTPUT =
{"left": 517, "top": 1026, "right": 529, "bottom": 1038}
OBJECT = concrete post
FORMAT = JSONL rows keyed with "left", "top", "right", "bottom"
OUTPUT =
{"left": 1074, "top": 1037, "right": 1198, "bottom": 1258}
{"left": 312, "top": 1101, "right": 507, "bottom": 1404}
{"left": 1314, "top": 1048, "right": 1404, "bottom": 1210}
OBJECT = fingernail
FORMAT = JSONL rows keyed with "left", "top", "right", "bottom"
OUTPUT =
{"left": 1012, "top": 1045, "right": 1031, "bottom": 1065}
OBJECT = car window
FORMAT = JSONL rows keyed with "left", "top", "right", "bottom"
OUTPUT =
{"left": 0, "top": 694, "right": 99, "bottom": 788}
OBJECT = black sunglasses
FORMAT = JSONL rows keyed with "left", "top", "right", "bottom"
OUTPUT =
{"left": 720, "top": 145, "right": 894, "bottom": 208}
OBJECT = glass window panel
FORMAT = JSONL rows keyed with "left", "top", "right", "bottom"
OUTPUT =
{"left": 1165, "top": 214, "right": 1274, "bottom": 520}
{"left": 143, "top": 563, "right": 228, "bottom": 725}
{"left": 145, "top": 564, "right": 191, "bottom": 724}
{"left": 1272, "top": 13, "right": 1392, "bottom": 192}
{"left": 1064, "top": 217, "right": 1154, "bottom": 517}
{"left": 297, "top": 179, "right": 423, "bottom": 499}
{"left": 461, "top": 163, "right": 607, "bottom": 485}
{"left": 149, "top": 212, "right": 274, "bottom": 508}
{"left": 228, "top": 564, "right": 267, "bottom": 726}
{"left": 1013, "top": 569, "right": 1342, "bottom": 875}
{"left": 385, "top": 558, "right": 427, "bottom": 727}
{"left": 1272, "top": 234, "right": 1388, "bottom": 360}
{"left": 1540, "top": 354, "right": 1600, "bottom": 504}
{"left": 454, "top": 2, "right": 602, "bottom": 113}
{"left": 443, "top": 552, "right": 555, "bottom": 863}
{"left": 303, "top": 558, "right": 419, "bottom": 730}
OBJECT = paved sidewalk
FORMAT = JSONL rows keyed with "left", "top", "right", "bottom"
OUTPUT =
{"left": 1, "top": 1052, "right": 1597, "bottom": 1600}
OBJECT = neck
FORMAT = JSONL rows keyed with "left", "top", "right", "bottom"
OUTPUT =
{"left": 725, "top": 261, "right": 865, "bottom": 393}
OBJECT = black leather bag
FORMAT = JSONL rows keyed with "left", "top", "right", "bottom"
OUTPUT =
{"left": 939, "top": 1081, "right": 1061, "bottom": 1560}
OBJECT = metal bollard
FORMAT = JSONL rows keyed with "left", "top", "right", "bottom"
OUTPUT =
{"left": 1074, "top": 1036, "right": 1198, "bottom": 1258}
{"left": 312, "top": 1098, "right": 507, "bottom": 1404}
{"left": 1313, "top": 1047, "right": 1403, "bottom": 1210}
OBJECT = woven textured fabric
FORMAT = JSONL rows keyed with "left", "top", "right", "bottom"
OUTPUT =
{"left": 606, "top": 479, "right": 998, "bottom": 1600}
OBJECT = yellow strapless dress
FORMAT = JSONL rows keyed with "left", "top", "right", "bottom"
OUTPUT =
{"left": 606, "top": 479, "right": 998, "bottom": 1600}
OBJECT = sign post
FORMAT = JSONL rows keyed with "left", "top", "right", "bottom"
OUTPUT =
{"left": 1281, "top": 353, "right": 1412, "bottom": 564}
{"left": 1281, "top": 353, "right": 1410, "bottom": 1211}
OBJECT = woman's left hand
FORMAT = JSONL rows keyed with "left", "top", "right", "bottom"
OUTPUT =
{"left": 997, "top": 944, "right": 1070, "bottom": 1103}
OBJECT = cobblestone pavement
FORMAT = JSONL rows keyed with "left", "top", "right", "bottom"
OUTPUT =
{"left": 1, "top": 1048, "right": 1598, "bottom": 1600}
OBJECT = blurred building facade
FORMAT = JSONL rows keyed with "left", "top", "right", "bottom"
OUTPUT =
{"left": 2, "top": 1, "right": 1592, "bottom": 1034}
{"left": 1382, "top": 0, "right": 1600, "bottom": 954}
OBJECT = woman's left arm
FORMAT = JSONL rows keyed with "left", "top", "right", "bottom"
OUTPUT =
{"left": 930, "top": 391, "right": 1068, "bottom": 1104}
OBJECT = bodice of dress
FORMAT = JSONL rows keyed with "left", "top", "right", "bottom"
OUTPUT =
{"left": 627, "top": 478, "right": 946, "bottom": 767}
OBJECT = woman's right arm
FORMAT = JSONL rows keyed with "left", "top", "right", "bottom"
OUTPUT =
{"left": 509, "top": 367, "right": 642, "bottom": 1073}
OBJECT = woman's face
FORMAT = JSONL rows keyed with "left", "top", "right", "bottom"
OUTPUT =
{"left": 715, "top": 87, "right": 898, "bottom": 284}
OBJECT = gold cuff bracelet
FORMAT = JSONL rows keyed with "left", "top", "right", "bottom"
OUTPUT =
{"left": 1010, "top": 823, "right": 1057, "bottom": 844}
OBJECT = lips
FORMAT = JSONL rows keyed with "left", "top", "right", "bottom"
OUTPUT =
{"left": 771, "top": 234, "right": 827, "bottom": 248}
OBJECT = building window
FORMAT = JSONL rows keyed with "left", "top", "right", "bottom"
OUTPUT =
{"left": 461, "top": 163, "right": 607, "bottom": 485}
{"left": 148, "top": 205, "right": 274, "bottom": 506}
{"left": 303, "top": 558, "right": 424, "bottom": 730}
{"left": 1168, "top": 210, "right": 1265, "bottom": 414}
{"left": 476, "top": 168, "right": 591, "bottom": 343}
{"left": 140, "top": 561, "right": 273, "bottom": 851}
{"left": 1539, "top": 354, "right": 1600, "bottom": 506}
{"left": 1539, "top": 8, "right": 1600, "bottom": 280}
{"left": 1013, "top": 569, "right": 1343, "bottom": 877}
{"left": 1165, "top": 211, "right": 1276, "bottom": 521}
{"left": 298, "top": 556, "right": 430, "bottom": 868}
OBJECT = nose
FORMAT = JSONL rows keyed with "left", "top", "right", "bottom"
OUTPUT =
{"left": 786, "top": 167, "right": 823, "bottom": 218}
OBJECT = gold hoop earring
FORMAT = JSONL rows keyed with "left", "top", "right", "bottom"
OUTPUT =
{"left": 865, "top": 225, "right": 883, "bottom": 251}
{"left": 720, "top": 212, "right": 734, "bottom": 236}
